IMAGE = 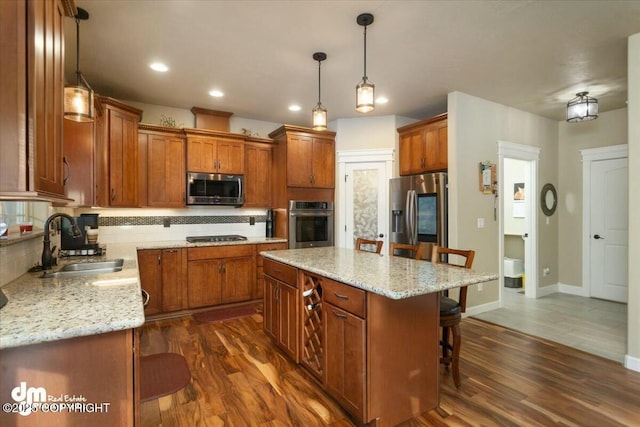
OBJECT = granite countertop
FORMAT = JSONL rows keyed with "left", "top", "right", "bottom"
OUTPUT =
{"left": 0, "top": 257, "right": 144, "bottom": 350}
{"left": 261, "top": 247, "right": 499, "bottom": 300}
{"left": 0, "top": 237, "right": 287, "bottom": 350}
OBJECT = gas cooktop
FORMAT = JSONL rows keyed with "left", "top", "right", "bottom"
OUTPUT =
{"left": 186, "top": 235, "right": 248, "bottom": 243}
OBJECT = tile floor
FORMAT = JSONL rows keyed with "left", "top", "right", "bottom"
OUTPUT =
{"left": 472, "top": 288, "right": 627, "bottom": 362}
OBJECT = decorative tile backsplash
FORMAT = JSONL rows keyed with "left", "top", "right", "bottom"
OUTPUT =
{"left": 99, "top": 215, "right": 267, "bottom": 227}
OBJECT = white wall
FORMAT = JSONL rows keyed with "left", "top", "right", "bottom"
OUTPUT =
{"left": 626, "top": 32, "right": 640, "bottom": 370}
{"left": 448, "top": 91, "right": 559, "bottom": 307}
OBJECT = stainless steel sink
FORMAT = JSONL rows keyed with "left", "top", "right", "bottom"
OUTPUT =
{"left": 41, "top": 259, "right": 124, "bottom": 278}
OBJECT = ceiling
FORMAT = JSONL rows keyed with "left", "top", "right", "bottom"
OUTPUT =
{"left": 66, "top": 1, "right": 640, "bottom": 127}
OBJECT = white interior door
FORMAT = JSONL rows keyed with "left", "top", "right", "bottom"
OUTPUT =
{"left": 590, "top": 157, "right": 628, "bottom": 302}
{"left": 344, "top": 162, "right": 388, "bottom": 251}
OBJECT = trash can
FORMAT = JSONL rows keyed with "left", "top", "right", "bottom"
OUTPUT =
{"left": 504, "top": 257, "right": 523, "bottom": 288}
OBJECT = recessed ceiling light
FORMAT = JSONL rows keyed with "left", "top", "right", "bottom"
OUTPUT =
{"left": 149, "top": 62, "right": 169, "bottom": 72}
{"left": 289, "top": 104, "right": 302, "bottom": 112}
{"left": 376, "top": 96, "right": 389, "bottom": 104}
{"left": 209, "top": 89, "right": 224, "bottom": 98}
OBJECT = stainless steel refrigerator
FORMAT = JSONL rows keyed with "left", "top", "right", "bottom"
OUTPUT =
{"left": 389, "top": 172, "right": 448, "bottom": 259}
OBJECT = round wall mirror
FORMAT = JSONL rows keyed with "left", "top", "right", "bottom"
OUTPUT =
{"left": 541, "top": 183, "right": 557, "bottom": 216}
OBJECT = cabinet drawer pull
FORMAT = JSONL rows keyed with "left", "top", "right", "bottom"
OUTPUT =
{"left": 332, "top": 310, "right": 347, "bottom": 319}
{"left": 141, "top": 289, "right": 150, "bottom": 307}
{"left": 274, "top": 268, "right": 282, "bottom": 273}
{"left": 334, "top": 292, "right": 349, "bottom": 300}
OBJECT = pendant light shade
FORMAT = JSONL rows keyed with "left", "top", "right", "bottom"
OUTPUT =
{"left": 566, "top": 91, "right": 598, "bottom": 123}
{"left": 64, "top": 8, "right": 94, "bottom": 122}
{"left": 312, "top": 52, "right": 327, "bottom": 130}
{"left": 356, "top": 13, "right": 375, "bottom": 113}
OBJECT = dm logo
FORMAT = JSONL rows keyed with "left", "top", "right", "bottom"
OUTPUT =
{"left": 11, "top": 382, "right": 46, "bottom": 416}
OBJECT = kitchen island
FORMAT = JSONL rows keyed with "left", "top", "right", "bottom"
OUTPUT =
{"left": 261, "top": 247, "right": 498, "bottom": 427}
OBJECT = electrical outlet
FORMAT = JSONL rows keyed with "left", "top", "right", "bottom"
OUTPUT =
{"left": 249, "top": 216, "right": 256, "bottom": 225}
{"left": 163, "top": 217, "right": 171, "bottom": 228}
{"left": 477, "top": 218, "right": 485, "bottom": 228}
{"left": 543, "top": 267, "right": 550, "bottom": 276}
{"left": 478, "top": 283, "right": 483, "bottom": 291}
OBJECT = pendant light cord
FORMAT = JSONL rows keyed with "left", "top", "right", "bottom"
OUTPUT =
{"left": 317, "top": 60, "right": 322, "bottom": 103}
{"left": 363, "top": 25, "right": 368, "bottom": 80}
{"left": 75, "top": 17, "right": 81, "bottom": 85}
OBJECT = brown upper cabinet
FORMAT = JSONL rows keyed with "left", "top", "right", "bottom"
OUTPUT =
{"left": 0, "top": 0, "right": 73, "bottom": 201}
{"left": 138, "top": 124, "right": 186, "bottom": 208}
{"left": 185, "top": 130, "right": 244, "bottom": 174}
{"left": 244, "top": 142, "right": 273, "bottom": 208}
{"left": 94, "top": 96, "right": 143, "bottom": 207}
{"left": 397, "top": 113, "right": 448, "bottom": 175}
{"left": 269, "top": 125, "right": 336, "bottom": 189}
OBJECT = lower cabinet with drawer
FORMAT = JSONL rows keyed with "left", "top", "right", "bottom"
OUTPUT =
{"left": 255, "top": 242, "right": 288, "bottom": 300}
{"left": 137, "top": 248, "right": 187, "bottom": 315}
{"left": 187, "top": 245, "right": 255, "bottom": 309}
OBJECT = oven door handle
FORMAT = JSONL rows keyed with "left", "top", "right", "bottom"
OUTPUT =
{"left": 289, "top": 212, "right": 333, "bottom": 217}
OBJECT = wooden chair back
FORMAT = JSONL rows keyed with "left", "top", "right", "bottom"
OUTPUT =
{"left": 355, "top": 238, "right": 383, "bottom": 254}
{"left": 389, "top": 243, "right": 423, "bottom": 260}
{"left": 431, "top": 246, "right": 475, "bottom": 312}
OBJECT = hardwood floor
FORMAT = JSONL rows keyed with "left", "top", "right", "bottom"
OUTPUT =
{"left": 140, "top": 312, "right": 640, "bottom": 426}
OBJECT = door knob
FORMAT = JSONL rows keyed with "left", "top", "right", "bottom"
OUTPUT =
{"left": 594, "top": 234, "right": 604, "bottom": 240}
{"left": 522, "top": 233, "right": 529, "bottom": 238}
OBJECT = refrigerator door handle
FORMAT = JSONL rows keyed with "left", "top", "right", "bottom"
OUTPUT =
{"left": 406, "top": 190, "right": 417, "bottom": 245}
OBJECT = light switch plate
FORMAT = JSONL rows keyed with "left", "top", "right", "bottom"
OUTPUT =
{"left": 477, "top": 218, "right": 485, "bottom": 228}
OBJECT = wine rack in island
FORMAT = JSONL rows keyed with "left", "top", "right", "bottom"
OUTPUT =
{"left": 301, "top": 271, "right": 323, "bottom": 379}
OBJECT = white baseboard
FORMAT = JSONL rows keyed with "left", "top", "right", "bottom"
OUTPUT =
{"left": 557, "top": 282, "right": 590, "bottom": 297}
{"left": 536, "top": 284, "right": 558, "bottom": 297}
{"left": 625, "top": 355, "right": 640, "bottom": 372}
{"left": 464, "top": 300, "right": 501, "bottom": 317}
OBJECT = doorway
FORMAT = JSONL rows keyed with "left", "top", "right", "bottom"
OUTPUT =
{"left": 581, "top": 145, "right": 629, "bottom": 303}
{"left": 336, "top": 149, "right": 394, "bottom": 253}
{"left": 498, "top": 141, "right": 540, "bottom": 302}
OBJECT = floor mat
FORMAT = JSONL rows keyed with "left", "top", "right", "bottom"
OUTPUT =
{"left": 140, "top": 353, "right": 190, "bottom": 402}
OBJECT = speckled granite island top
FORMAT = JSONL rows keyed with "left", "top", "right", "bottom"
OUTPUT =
{"left": 261, "top": 247, "right": 499, "bottom": 299}
{"left": 0, "top": 258, "right": 144, "bottom": 350}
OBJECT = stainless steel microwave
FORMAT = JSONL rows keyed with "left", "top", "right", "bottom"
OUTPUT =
{"left": 186, "top": 172, "right": 244, "bottom": 206}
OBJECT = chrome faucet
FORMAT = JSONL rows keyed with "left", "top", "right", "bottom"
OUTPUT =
{"left": 42, "top": 213, "right": 82, "bottom": 269}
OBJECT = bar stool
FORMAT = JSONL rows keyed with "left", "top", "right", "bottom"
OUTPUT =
{"left": 389, "top": 242, "right": 423, "bottom": 260}
{"left": 355, "top": 238, "right": 383, "bottom": 254}
{"left": 431, "top": 245, "right": 475, "bottom": 388}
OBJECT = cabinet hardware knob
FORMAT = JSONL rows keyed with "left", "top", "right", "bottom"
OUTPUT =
{"left": 334, "top": 292, "right": 349, "bottom": 300}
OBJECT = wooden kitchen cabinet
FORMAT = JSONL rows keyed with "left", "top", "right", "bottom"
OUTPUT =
{"left": 137, "top": 248, "right": 187, "bottom": 315}
{"left": 0, "top": 0, "right": 72, "bottom": 201}
{"left": 63, "top": 120, "right": 95, "bottom": 206}
{"left": 269, "top": 125, "right": 336, "bottom": 189}
{"left": 186, "top": 134, "right": 244, "bottom": 174}
{"left": 187, "top": 245, "right": 255, "bottom": 309}
{"left": 286, "top": 134, "right": 335, "bottom": 188}
{"left": 139, "top": 125, "right": 186, "bottom": 208}
{"left": 263, "top": 258, "right": 299, "bottom": 362}
{"left": 95, "top": 97, "right": 142, "bottom": 207}
{"left": 398, "top": 113, "right": 448, "bottom": 175}
{"left": 324, "top": 302, "right": 366, "bottom": 420}
{"left": 0, "top": 329, "right": 138, "bottom": 427}
{"left": 244, "top": 142, "right": 272, "bottom": 207}
{"left": 255, "top": 242, "right": 288, "bottom": 300}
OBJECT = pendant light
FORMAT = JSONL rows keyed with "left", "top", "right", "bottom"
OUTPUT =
{"left": 356, "top": 13, "right": 375, "bottom": 113}
{"left": 64, "top": 7, "right": 94, "bottom": 122}
{"left": 566, "top": 91, "right": 598, "bottom": 123}
{"left": 312, "top": 52, "right": 328, "bottom": 131}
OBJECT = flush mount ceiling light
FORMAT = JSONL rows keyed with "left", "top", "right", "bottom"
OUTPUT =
{"left": 208, "top": 89, "right": 224, "bottom": 98}
{"left": 64, "top": 7, "right": 94, "bottom": 122}
{"left": 566, "top": 91, "right": 598, "bottom": 122}
{"left": 356, "top": 13, "right": 375, "bottom": 113}
{"left": 149, "top": 62, "right": 169, "bottom": 72}
{"left": 312, "top": 52, "right": 328, "bottom": 131}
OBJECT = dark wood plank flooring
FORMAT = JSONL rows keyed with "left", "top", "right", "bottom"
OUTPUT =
{"left": 140, "top": 313, "right": 640, "bottom": 426}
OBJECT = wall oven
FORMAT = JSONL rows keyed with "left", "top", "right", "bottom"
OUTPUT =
{"left": 288, "top": 201, "right": 334, "bottom": 249}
